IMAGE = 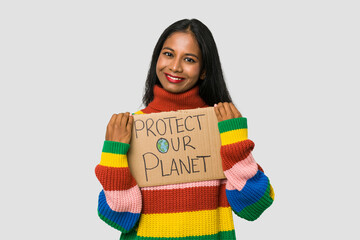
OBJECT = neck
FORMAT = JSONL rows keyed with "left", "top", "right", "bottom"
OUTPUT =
{"left": 142, "top": 84, "right": 208, "bottom": 113}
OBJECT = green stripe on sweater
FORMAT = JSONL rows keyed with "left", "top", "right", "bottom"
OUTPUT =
{"left": 98, "top": 210, "right": 129, "bottom": 233}
{"left": 120, "top": 230, "right": 236, "bottom": 240}
{"left": 102, "top": 141, "right": 130, "bottom": 155}
{"left": 235, "top": 182, "right": 274, "bottom": 221}
{"left": 218, "top": 117, "right": 247, "bottom": 133}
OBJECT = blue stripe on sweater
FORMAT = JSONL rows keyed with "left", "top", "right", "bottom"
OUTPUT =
{"left": 98, "top": 190, "right": 140, "bottom": 232}
{"left": 226, "top": 170, "right": 269, "bottom": 213}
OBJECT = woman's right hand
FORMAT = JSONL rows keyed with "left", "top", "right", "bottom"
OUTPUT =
{"left": 105, "top": 112, "right": 134, "bottom": 144}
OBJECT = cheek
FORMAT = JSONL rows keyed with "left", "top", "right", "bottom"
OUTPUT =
{"left": 156, "top": 56, "right": 166, "bottom": 71}
{"left": 188, "top": 65, "right": 202, "bottom": 78}
{"left": 156, "top": 58, "right": 167, "bottom": 80}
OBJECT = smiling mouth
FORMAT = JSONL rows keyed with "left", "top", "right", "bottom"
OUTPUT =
{"left": 165, "top": 73, "right": 185, "bottom": 83}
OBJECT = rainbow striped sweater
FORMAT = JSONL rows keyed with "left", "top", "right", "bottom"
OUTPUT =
{"left": 95, "top": 85, "right": 274, "bottom": 239}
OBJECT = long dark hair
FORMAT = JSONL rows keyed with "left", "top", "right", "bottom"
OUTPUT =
{"left": 142, "top": 18, "right": 232, "bottom": 106}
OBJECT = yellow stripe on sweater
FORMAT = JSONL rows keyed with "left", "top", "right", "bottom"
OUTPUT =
{"left": 134, "top": 110, "right": 144, "bottom": 115}
{"left": 99, "top": 152, "right": 128, "bottom": 168}
{"left": 270, "top": 184, "right": 275, "bottom": 200}
{"left": 220, "top": 129, "right": 248, "bottom": 146}
{"left": 137, "top": 207, "right": 234, "bottom": 238}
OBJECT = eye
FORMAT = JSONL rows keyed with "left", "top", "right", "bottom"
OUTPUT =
{"left": 163, "top": 52, "right": 173, "bottom": 57}
{"left": 185, "top": 57, "right": 195, "bottom": 63}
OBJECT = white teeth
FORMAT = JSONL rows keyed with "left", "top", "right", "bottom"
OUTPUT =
{"left": 167, "top": 75, "right": 183, "bottom": 81}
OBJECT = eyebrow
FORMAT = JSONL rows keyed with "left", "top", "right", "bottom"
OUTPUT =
{"left": 162, "top": 47, "right": 199, "bottom": 60}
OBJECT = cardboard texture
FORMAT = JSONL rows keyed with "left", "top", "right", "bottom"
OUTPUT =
{"left": 127, "top": 107, "right": 226, "bottom": 187}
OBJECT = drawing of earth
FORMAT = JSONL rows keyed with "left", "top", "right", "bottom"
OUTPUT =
{"left": 156, "top": 138, "right": 169, "bottom": 153}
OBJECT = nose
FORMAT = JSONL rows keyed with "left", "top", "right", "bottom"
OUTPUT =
{"left": 168, "top": 57, "right": 182, "bottom": 73}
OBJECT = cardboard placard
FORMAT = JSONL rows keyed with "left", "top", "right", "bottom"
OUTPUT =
{"left": 127, "top": 107, "right": 226, "bottom": 187}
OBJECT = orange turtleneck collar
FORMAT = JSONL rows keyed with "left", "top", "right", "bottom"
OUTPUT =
{"left": 141, "top": 84, "right": 208, "bottom": 114}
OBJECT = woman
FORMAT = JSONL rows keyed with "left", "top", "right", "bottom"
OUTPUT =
{"left": 95, "top": 18, "right": 274, "bottom": 240}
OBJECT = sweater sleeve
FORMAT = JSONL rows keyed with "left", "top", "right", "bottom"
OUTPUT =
{"left": 95, "top": 140, "right": 142, "bottom": 232}
{"left": 218, "top": 117, "right": 274, "bottom": 221}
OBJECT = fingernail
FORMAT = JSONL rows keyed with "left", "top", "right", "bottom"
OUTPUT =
{"left": 214, "top": 104, "right": 217, "bottom": 107}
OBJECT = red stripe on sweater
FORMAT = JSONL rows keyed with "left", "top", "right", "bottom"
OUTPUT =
{"left": 219, "top": 181, "right": 230, "bottom": 207}
{"left": 141, "top": 107, "right": 159, "bottom": 114}
{"left": 95, "top": 165, "right": 137, "bottom": 191}
{"left": 141, "top": 183, "right": 230, "bottom": 214}
{"left": 220, "top": 139, "right": 255, "bottom": 171}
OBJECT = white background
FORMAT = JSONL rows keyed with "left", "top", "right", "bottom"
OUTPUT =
{"left": 1, "top": 1, "right": 359, "bottom": 239}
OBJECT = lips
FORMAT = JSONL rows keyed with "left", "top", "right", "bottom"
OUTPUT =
{"left": 164, "top": 73, "right": 185, "bottom": 83}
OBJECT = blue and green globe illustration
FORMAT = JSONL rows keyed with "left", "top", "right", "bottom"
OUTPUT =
{"left": 156, "top": 138, "right": 169, "bottom": 153}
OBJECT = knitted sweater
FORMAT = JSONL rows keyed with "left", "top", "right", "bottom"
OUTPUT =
{"left": 95, "top": 85, "right": 274, "bottom": 239}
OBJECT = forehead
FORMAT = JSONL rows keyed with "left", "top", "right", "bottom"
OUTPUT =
{"left": 163, "top": 32, "right": 201, "bottom": 55}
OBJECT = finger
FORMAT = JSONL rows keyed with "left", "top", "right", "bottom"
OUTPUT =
{"left": 121, "top": 112, "right": 130, "bottom": 128}
{"left": 217, "top": 102, "right": 226, "bottom": 120}
{"left": 223, "top": 102, "right": 234, "bottom": 119}
{"left": 230, "top": 103, "right": 242, "bottom": 118}
{"left": 108, "top": 113, "right": 117, "bottom": 126}
{"left": 127, "top": 113, "right": 134, "bottom": 132}
{"left": 115, "top": 113, "right": 124, "bottom": 127}
{"left": 213, "top": 105, "right": 221, "bottom": 122}
{"left": 106, "top": 114, "right": 117, "bottom": 140}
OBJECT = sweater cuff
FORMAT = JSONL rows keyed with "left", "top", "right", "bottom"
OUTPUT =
{"left": 218, "top": 117, "right": 247, "bottom": 133}
{"left": 102, "top": 141, "right": 130, "bottom": 155}
{"left": 100, "top": 141, "right": 130, "bottom": 168}
{"left": 218, "top": 118, "right": 248, "bottom": 146}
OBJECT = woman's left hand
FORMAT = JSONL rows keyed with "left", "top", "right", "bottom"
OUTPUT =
{"left": 214, "top": 102, "right": 242, "bottom": 122}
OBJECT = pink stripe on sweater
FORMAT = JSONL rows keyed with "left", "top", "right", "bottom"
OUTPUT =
{"left": 141, "top": 179, "right": 222, "bottom": 191}
{"left": 224, "top": 153, "right": 258, "bottom": 191}
{"left": 104, "top": 185, "right": 142, "bottom": 213}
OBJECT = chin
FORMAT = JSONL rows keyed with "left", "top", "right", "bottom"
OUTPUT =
{"left": 159, "top": 82, "right": 183, "bottom": 93}
{"left": 164, "top": 86, "right": 185, "bottom": 94}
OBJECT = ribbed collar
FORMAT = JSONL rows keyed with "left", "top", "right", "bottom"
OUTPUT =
{"left": 142, "top": 84, "right": 208, "bottom": 113}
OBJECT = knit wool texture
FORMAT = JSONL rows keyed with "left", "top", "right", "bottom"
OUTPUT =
{"left": 95, "top": 84, "right": 275, "bottom": 239}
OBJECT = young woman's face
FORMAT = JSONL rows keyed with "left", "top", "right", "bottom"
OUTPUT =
{"left": 156, "top": 32, "right": 205, "bottom": 93}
